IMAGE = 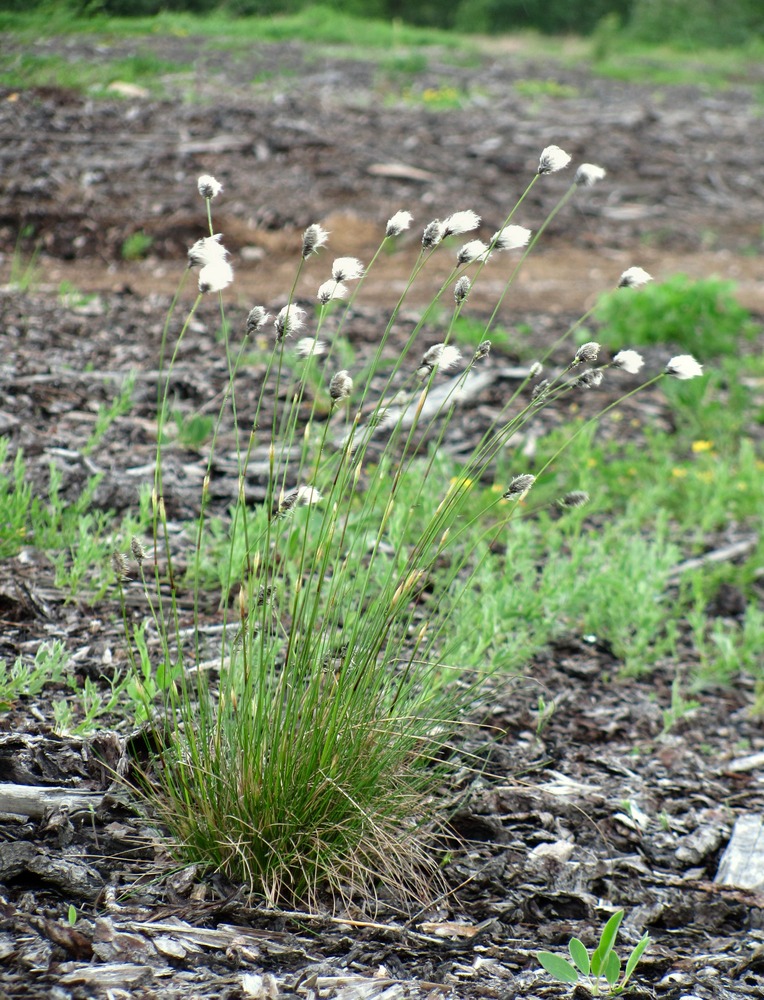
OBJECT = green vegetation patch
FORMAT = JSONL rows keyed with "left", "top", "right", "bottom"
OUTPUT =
{"left": 592, "top": 274, "right": 759, "bottom": 356}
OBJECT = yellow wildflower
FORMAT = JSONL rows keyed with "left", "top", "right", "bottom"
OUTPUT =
{"left": 691, "top": 440, "right": 714, "bottom": 453}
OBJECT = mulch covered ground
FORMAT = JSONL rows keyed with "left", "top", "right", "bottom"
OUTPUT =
{"left": 0, "top": 32, "right": 763, "bottom": 1000}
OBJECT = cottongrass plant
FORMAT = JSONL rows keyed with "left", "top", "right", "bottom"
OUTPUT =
{"left": 117, "top": 147, "right": 704, "bottom": 909}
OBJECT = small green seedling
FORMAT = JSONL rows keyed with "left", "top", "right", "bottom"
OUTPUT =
{"left": 537, "top": 910, "right": 650, "bottom": 995}
{"left": 67, "top": 904, "right": 77, "bottom": 926}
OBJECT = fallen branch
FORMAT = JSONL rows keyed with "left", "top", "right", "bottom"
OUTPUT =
{"left": 666, "top": 535, "right": 758, "bottom": 585}
{"left": 0, "top": 783, "right": 103, "bottom": 820}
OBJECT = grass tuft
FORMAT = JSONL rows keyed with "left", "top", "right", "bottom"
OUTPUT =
{"left": 104, "top": 143, "right": 731, "bottom": 907}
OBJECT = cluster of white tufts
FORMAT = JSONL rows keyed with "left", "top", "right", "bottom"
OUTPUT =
{"left": 185, "top": 157, "right": 704, "bottom": 397}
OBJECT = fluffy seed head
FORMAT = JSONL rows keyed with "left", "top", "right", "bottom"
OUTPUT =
{"left": 666, "top": 354, "right": 704, "bottom": 380}
{"left": 574, "top": 341, "right": 600, "bottom": 365}
{"left": 274, "top": 304, "right": 306, "bottom": 341}
{"left": 538, "top": 145, "right": 572, "bottom": 174}
{"left": 199, "top": 259, "right": 233, "bottom": 294}
{"left": 329, "top": 369, "right": 353, "bottom": 403}
{"left": 531, "top": 379, "right": 550, "bottom": 401}
{"left": 454, "top": 276, "right": 471, "bottom": 304}
{"left": 295, "top": 337, "right": 326, "bottom": 358}
{"left": 492, "top": 225, "right": 532, "bottom": 251}
{"left": 612, "top": 349, "right": 644, "bottom": 375}
{"left": 296, "top": 485, "right": 322, "bottom": 506}
{"left": 442, "top": 210, "right": 481, "bottom": 237}
{"left": 575, "top": 163, "right": 606, "bottom": 187}
{"left": 473, "top": 340, "right": 491, "bottom": 362}
{"left": 332, "top": 257, "right": 364, "bottom": 282}
{"left": 503, "top": 474, "right": 536, "bottom": 500}
{"left": 558, "top": 490, "right": 590, "bottom": 509}
{"left": 187, "top": 233, "right": 228, "bottom": 268}
{"left": 111, "top": 551, "right": 129, "bottom": 580}
{"left": 317, "top": 279, "right": 348, "bottom": 303}
{"left": 422, "top": 219, "right": 445, "bottom": 250}
{"left": 420, "top": 343, "right": 463, "bottom": 374}
{"left": 246, "top": 306, "right": 271, "bottom": 336}
{"left": 529, "top": 361, "right": 543, "bottom": 378}
{"left": 302, "top": 224, "right": 329, "bottom": 259}
{"left": 577, "top": 369, "right": 604, "bottom": 389}
{"left": 130, "top": 537, "right": 146, "bottom": 565}
{"left": 197, "top": 174, "right": 222, "bottom": 199}
{"left": 457, "top": 240, "right": 490, "bottom": 265}
{"left": 619, "top": 266, "right": 653, "bottom": 289}
{"left": 386, "top": 210, "right": 414, "bottom": 237}
{"left": 276, "top": 485, "right": 323, "bottom": 518}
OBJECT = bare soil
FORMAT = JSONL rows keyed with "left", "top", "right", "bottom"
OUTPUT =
{"left": 0, "top": 33, "right": 763, "bottom": 1000}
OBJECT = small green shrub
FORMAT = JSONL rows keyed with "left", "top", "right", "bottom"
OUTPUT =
{"left": 592, "top": 274, "right": 757, "bottom": 357}
{"left": 121, "top": 231, "right": 154, "bottom": 261}
{"left": 171, "top": 410, "right": 214, "bottom": 450}
{"left": 0, "top": 440, "right": 31, "bottom": 558}
{"left": 0, "top": 641, "right": 69, "bottom": 710}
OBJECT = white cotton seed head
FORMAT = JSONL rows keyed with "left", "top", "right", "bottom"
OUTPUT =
{"left": 538, "top": 145, "right": 572, "bottom": 174}
{"left": 612, "top": 349, "right": 644, "bottom": 375}
{"left": 442, "top": 210, "right": 481, "bottom": 237}
{"left": 302, "top": 224, "right": 329, "bottom": 259}
{"left": 296, "top": 485, "right": 322, "bottom": 506}
{"left": 317, "top": 279, "right": 348, "bottom": 304}
{"left": 574, "top": 341, "right": 601, "bottom": 365}
{"left": 198, "top": 259, "right": 233, "bottom": 293}
{"left": 473, "top": 340, "right": 491, "bottom": 362}
{"left": 422, "top": 220, "right": 445, "bottom": 250}
{"left": 246, "top": 306, "right": 271, "bottom": 335}
{"left": 197, "top": 174, "right": 222, "bottom": 199}
{"left": 532, "top": 379, "right": 550, "bottom": 402}
{"left": 295, "top": 337, "right": 326, "bottom": 358}
{"left": 619, "top": 266, "right": 653, "bottom": 289}
{"left": 277, "top": 485, "right": 323, "bottom": 518}
{"left": 577, "top": 369, "right": 604, "bottom": 389}
{"left": 503, "top": 474, "right": 536, "bottom": 500}
{"left": 329, "top": 369, "right": 353, "bottom": 403}
{"left": 274, "top": 304, "right": 306, "bottom": 341}
{"left": 454, "top": 276, "right": 471, "bottom": 304}
{"left": 666, "top": 355, "right": 704, "bottom": 380}
{"left": 386, "top": 210, "right": 414, "bottom": 237}
{"left": 559, "top": 490, "right": 590, "bottom": 509}
{"left": 575, "top": 163, "right": 607, "bottom": 187}
{"left": 188, "top": 233, "right": 228, "bottom": 268}
{"left": 457, "top": 240, "right": 490, "bottom": 265}
{"left": 492, "top": 225, "right": 532, "bottom": 251}
{"left": 331, "top": 257, "right": 364, "bottom": 282}
{"left": 421, "top": 343, "right": 462, "bottom": 373}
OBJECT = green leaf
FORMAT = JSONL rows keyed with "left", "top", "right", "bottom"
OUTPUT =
{"left": 622, "top": 933, "right": 650, "bottom": 987}
{"left": 67, "top": 904, "right": 77, "bottom": 926}
{"left": 591, "top": 946, "right": 603, "bottom": 978}
{"left": 605, "top": 950, "right": 621, "bottom": 986}
{"left": 537, "top": 951, "right": 580, "bottom": 984}
{"left": 569, "top": 937, "right": 590, "bottom": 976}
{"left": 592, "top": 909, "right": 623, "bottom": 975}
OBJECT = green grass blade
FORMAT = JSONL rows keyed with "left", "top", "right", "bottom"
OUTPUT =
{"left": 569, "top": 937, "right": 590, "bottom": 976}
{"left": 537, "top": 952, "right": 580, "bottom": 984}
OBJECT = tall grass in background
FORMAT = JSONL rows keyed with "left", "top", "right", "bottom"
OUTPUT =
{"left": 116, "top": 149, "right": 705, "bottom": 908}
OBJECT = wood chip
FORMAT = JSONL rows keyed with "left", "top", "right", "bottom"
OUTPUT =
{"left": 715, "top": 814, "right": 764, "bottom": 890}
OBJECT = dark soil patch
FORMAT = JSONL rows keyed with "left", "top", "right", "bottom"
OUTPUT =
{"left": 0, "top": 34, "right": 763, "bottom": 1000}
